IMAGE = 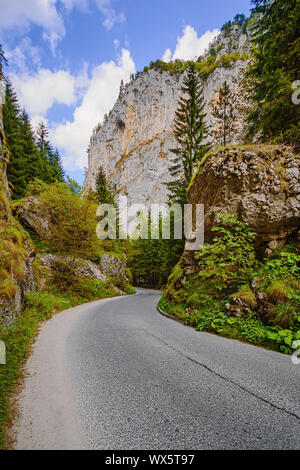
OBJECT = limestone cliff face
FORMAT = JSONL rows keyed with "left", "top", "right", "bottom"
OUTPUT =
{"left": 84, "top": 26, "right": 250, "bottom": 206}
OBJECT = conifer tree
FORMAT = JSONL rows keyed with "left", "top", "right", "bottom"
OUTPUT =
{"left": 48, "top": 148, "right": 65, "bottom": 182}
{"left": 35, "top": 122, "right": 52, "bottom": 182}
{"left": 4, "top": 79, "right": 26, "bottom": 198}
{"left": 247, "top": 0, "right": 300, "bottom": 148}
{"left": 19, "top": 110, "right": 44, "bottom": 184}
{"left": 35, "top": 122, "right": 64, "bottom": 183}
{"left": 0, "top": 44, "right": 7, "bottom": 78}
{"left": 167, "top": 63, "right": 210, "bottom": 205}
{"left": 95, "top": 167, "right": 115, "bottom": 205}
{"left": 212, "top": 81, "right": 237, "bottom": 147}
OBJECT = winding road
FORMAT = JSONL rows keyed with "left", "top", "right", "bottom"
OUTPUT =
{"left": 12, "top": 289, "right": 300, "bottom": 450}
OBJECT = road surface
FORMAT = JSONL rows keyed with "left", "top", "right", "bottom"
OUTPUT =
{"left": 12, "top": 289, "right": 300, "bottom": 450}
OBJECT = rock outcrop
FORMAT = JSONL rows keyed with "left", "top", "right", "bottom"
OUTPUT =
{"left": 84, "top": 25, "right": 250, "bottom": 206}
{"left": 14, "top": 196, "right": 129, "bottom": 286}
{"left": 14, "top": 197, "right": 49, "bottom": 236}
{"left": 184, "top": 145, "right": 300, "bottom": 267}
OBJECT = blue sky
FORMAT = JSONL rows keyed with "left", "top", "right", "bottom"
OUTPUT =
{"left": 0, "top": 0, "right": 252, "bottom": 184}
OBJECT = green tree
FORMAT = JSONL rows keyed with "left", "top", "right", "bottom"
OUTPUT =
{"left": 39, "top": 182, "right": 101, "bottom": 261}
{"left": 95, "top": 167, "right": 115, "bottom": 205}
{"left": 48, "top": 148, "right": 65, "bottom": 182}
{"left": 0, "top": 44, "right": 7, "bottom": 78}
{"left": 167, "top": 63, "right": 210, "bottom": 205}
{"left": 66, "top": 176, "right": 81, "bottom": 195}
{"left": 233, "top": 14, "right": 246, "bottom": 25}
{"left": 35, "top": 122, "right": 64, "bottom": 183}
{"left": 212, "top": 81, "right": 237, "bottom": 147}
{"left": 4, "top": 79, "right": 26, "bottom": 198}
{"left": 247, "top": 0, "right": 300, "bottom": 148}
{"left": 19, "top": 110, "right": 44, "bottom": 184}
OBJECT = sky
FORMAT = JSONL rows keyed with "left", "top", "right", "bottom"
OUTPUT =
{"left": 0, "top": 0, "right": 252, "bottom": 184}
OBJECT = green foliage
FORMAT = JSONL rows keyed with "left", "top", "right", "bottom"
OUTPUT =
{"left": 35, "top": 122, "right": 65, "bottom": 183}
{"left": 3, "top": 80, "right": 65, "bottom": 199}
{"left": 127, "top": 215, "right": 184, "bottom": 288}
{"left": 109, "top": 275, "right": 136, "bottom": 295}
{"left": 196, "top": 213, "right": 257, "bottom": 291}
{"left": 66, "top": 176, "right": 81, "bottom": 195}
{"left": 163, "top": 211, "right": 300, "bottom": 354}
{"left": 38, "top": 182, "right": 101, "bottom": 260}
{"left": 159, "top": 295, "right": 300, "bottom": 355}
{"left": 144, "top": 46, "right": 248, "bottom": 81}
{"left": 247, "top": 0, "right": 300, "bottom": 149}
{"left": 167, "top": 63, "right": 211, "bottom": 205}
{"left": 25, "top": 178, "right": 50, "bottom": 197}
{"left": 95, "top": 166, "right": 115, "bottom": 205}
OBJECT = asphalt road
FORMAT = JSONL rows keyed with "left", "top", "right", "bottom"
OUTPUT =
{"left": 12, "top": 289, "right": 300, "bottom": 450}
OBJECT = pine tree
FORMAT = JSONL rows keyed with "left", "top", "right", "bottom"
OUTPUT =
{"left": 212, "top": 81, "right": 237, "bottom": 147}
{"left": 95, "top": 167, "right": 115, "bottom": 205}
{"left": 35, "top": 122, "right": 64, "bottom": 183}
{"left": 35, "top": 122, "right": 52, "bottom": 182}
{"left": 19, "top": 110, "right": 44, "bottom": 184}
{"left": 48, "top": 148, "right": 65, "bottom": 182}
{"left": 167, "top": 63, "right": 210, "bottom": 205}
{"left": 4, "top": 79, "right": 27, "bottom": 198}
{"left": 247, "top": 0, "right": 300, "bottom": 148}
{"left": 0, "top": 44, "right": 7, "bottom": 77}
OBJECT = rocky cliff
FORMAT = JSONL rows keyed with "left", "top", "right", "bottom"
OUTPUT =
{"left": 84, "top": 25, "right": 250, "bottom": 205}
{"left": 182, "top": 145, "right": 300, "bottom": 272}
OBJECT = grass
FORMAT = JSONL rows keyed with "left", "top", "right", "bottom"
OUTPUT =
{"left": 0, "top": 280, "right": 132, "bottom": 450}
{"left": 158, "top": 295, "right": 300, "bottom": 354}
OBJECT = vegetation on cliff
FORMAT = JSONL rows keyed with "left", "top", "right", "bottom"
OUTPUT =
{"left": 247, "top": 0, "right": 300, "bottom": 149}
{"left": 160, "top": 213, "right": 300, "bottom": 354}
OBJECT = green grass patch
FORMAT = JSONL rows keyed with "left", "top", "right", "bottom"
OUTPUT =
{"left": 159, "top": 295, "right": 300, "bottom": 354}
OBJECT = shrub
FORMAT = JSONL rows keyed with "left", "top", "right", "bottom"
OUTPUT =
{"left": 196, "top": 213, "right": 256, "bottom": 292}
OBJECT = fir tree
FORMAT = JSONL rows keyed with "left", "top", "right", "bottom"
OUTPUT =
{"left": 167, "top": 63, "right": 210, "bottom": 205}
{"left": 35, "top": 122, "right": 52, "bottom": 182}
{"left": 48, "top": 148, "right": 65, "bottom": 182}
{"left": 247, "top": 0, "right": 300, "bottom": 148}
{"left": 212, "top": 81, "right": 237, "bottom": 147}
{"left": 4, "top": 79, "right": 26, "bottom": 198}
{"left": 0, "top": 44, "right": 7, "bottom": 78}
{"left": 19, "top": 110, "right": 44, "bottom": 184}
{"left": 35, "top": 122, "right": 64, "bottom": 183}
{"left": 95, "top": 167, "right": 115, "bottom": 205}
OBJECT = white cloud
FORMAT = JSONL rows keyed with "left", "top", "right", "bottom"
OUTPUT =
{"left": 12, "top": 69, "right": 77, "bottom": 116}
{"left": 0, "top": 0, "right": 65, "bottom": 53}
{"left": 162, "top": 25, "right": 220, "bottom": 62}
{"left": 5, "top": 37, "right": 41, "bottom": 74}
{"left": 0, "top": 0, "right": 125, "bottom": 53}
{"left": 162, "top": 48, "right": 172, "bottom": 62}
{"left": 95, "top": 0, "right": 126, "bottom": 30}
{"left": 51, "top": 48, "right": 135, "bottom": 170}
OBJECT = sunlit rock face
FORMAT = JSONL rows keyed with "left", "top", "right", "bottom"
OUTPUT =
{"left": 84, "top": 26, "right": 250, "bottom": 206}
